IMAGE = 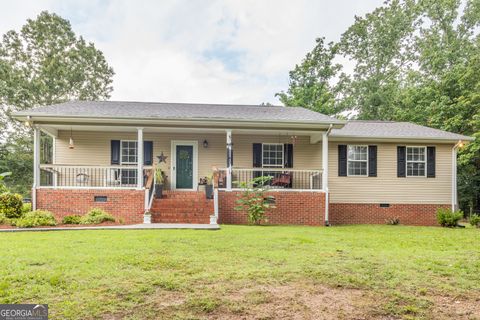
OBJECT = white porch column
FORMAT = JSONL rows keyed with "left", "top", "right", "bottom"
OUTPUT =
{"left": 322, "top": 131, "right": 329, "bottom": 225}
{"left": 32, "top": 126, "right": 41, "bottom": 210}
{"left": 226, "top": 129, "right": 233, "bottom": 191}
{"left": 137, "top": 128, "right": 144, "bottom": 189}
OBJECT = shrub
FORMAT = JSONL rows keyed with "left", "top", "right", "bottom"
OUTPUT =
{"left": 235, "top": 176, "right": 275, "bottom": 225}
{"left": 15, "top": 210, "right": 57, "bottom": 228}
{"left": 0, "top": 212, "right": 10, "bottom": 225}
{"left": 469, "top": 214, "right": 480, "bottom": 228}
{"left": 62, "top": 215, "right": 82, "bottom": 224}
{"left": 0, "top": 193, "right": 23, "bottom": 219}
{"left": 436, "top": 208, "right": 463, "bottom": 227}
{"left": 385, "top": 217, "right": 400, "bottom": 225}
{"left": 22, "top": 203, "right": 32, "bottom": 213}
{"left": 80, "top": 208, "right": 115, "bottom": 224}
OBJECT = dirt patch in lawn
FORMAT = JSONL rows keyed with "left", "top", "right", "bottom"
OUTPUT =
{"left": 101, "top": 281, "right": 480, "bottom": 319}
{"left": 216, "top": 282, "right": 379, "bottom": 320}
{"left": 430, "top": 295, "right": 480, "bottom": 319}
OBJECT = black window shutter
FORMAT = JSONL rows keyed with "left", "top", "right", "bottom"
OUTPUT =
{"left": 427, "top": 146, "right": 436, "bottom": 178}
{"left": 368, "top": 145, "right": 377, "bottom": 177}
{"left": 397, "top": 146, "right": 406, "bottom": 177}
{"left": 338, "top": 145, "right": 347, "bottom": 177}
{"left": 143, "top": 141, "right": 153, "bottom": 165}
{"left": 284, "top": 143, "right": 293, "bottom": 168}
{"left": 111, "top": 140, "right": 120, "bottom": 165}
{"left": 253, "top": 143, "right": 262, "bottom": 168}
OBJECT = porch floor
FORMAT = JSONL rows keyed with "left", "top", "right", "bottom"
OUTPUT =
{"left": 0, "top": 223, "right": 220, "bottom": 232}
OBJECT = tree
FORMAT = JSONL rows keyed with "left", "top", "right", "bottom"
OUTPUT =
{"left": 280, "top": 0, "right": 480, "bottom": 213}
{"left": 0, "top": 11, "right": 114, "bottom": 195}
{"left": 276, "top": 38, "right": 347, "bottom": 116}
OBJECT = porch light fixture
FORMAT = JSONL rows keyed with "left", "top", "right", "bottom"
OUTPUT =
{"left": 69, "top": 128, "right": 75, "bottom": 149}
{"left": 454, "top": 140, "right": 465, "bottom": 149}
{"left": 203, "top": 139, "right": 209, "bottom": 148}
{"left": 25, "top": 116, "right": 31, "bottom": 127}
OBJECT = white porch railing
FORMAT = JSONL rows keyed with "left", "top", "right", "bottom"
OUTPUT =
{"left": 215, "top": 168, "right": 323, "bottom": 191}
{"left": 39, "top": 164, "right": 152, "bottom": 188}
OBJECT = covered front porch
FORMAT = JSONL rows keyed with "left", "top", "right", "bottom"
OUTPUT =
{"left": 30, "top": 122, "right": 332, "bottom": 225}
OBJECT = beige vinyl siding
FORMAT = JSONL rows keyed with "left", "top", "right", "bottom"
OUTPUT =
{"left": 55, "top": 131, "right": 453, "bottom": 203}
{"left": 55, "top": 131, "right": 320, "bottom": 188}
{"left": 328, "top": 142, "right": 452, "bottom": 204}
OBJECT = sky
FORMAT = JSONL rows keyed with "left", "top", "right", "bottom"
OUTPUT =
{"left": 0, "top": 0, "right": 384, "bottom": 105}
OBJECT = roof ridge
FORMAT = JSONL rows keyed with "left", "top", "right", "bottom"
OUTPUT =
{"left": 70, "top": 100, "right": 287, "bottom": 108}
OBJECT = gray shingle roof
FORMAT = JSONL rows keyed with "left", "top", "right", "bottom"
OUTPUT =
{"left": 331, "top": 120, "right": 473, "bottom": 141}
{"left": 16, "top": 100, "right": 341, "bottom": 123}
{"left": 15, "top": 101, "right": 473, "bottom": 141}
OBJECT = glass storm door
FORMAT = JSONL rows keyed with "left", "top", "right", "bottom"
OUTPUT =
{"left": 175, "top": 145, "right": 194, "bottom": 189}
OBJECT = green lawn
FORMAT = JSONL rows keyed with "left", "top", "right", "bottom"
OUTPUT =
{"left": 0, "top": 225, "right": 479, "bottom": 319}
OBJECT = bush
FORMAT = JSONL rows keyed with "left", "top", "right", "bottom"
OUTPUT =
{"left": 0, "top": 212, "right": 10, "bottom": 225}
{"left": 0, "top": 193, "right": 23, "bottom": 218}
{"left": 62, "top": 215, "right": 82, "bottom": 224}
{"left": 235, "top": 176, "right": 275, "bottom": 225}
{"left": 15, "top": 210, "right": 57, "bottom": 228}
{"left": 80, "top": 208, "right": 115, "bottom": 224}
{"left": 22, "top": 203, "right": 32, "bottom": 213}
{"left": 469, "top": 214, "right": 480, "bottom": 228}
{"left": 436, "top": 208, "right": 463, "bottom": 227}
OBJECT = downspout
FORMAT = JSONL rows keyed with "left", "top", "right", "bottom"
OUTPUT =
{"left": 323, "top": 124, "right": 333, "bottom": 226}
{"left": 451, "top": 140, "right": 464, "bottom": 211}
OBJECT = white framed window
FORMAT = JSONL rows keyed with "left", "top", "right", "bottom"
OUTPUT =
{"left": 121, "top": 169, "right": 137, "bottom": 185}
{"left": 262, "top": 143, "right": 284, "bottom": 168}
{"left": 347, "top": 145, "right": 368, "bottom": 176}
{"left": 406, "top": 146, "right": 426, "bottom": 177}
{"left": 121, "top": 140, "right": 138, "bottom": 164}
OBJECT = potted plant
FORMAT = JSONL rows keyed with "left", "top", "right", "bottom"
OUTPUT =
{"left": 205, "top": 174, "right": 214, "bottom": 199}
{"left": 155, "top": 168, "right": 165, "bottom": 198}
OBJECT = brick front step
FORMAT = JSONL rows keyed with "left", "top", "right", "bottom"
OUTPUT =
{"left": 151, "top": 191, "right": 213, "bottom": 224}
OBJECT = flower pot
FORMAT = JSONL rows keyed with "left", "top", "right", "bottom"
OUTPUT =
{"left": 205, "top": 184, "right": 214, "bottom": 199}
{"left": 155, "top": 184, "right": 163, "bottom": 198}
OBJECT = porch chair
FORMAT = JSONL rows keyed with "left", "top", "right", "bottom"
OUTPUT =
{"left": 271, "top": 172, "right": 292, "bottom": 188}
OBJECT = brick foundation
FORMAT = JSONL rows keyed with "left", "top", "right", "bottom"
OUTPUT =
{"left": 218, "top": 191, "right": 326, "bottom": 225}
{"left": 329, "top": 203, "right": 450, "bottom": 226}
{"left": 35, "top": 188, "right": 145, "bottom": 224}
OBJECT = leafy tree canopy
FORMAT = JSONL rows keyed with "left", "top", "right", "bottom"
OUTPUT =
{"left": 279, "top": 0, "right": 480, "bottom": 213}
{"left": 0, "top": 11, "right": 114, "bottom": 195}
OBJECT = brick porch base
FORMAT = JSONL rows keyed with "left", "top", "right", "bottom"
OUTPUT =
{"left": 35, "top": 189, "right": 448, "bottom": 226}
{"left": 218, "top": 191, "right": 326, "bottom": 226}
{"left": 329, "top": 203, "right": 449, "bottom": 226}
{"left": 35, "top": 188, "right": 145, "bottom": 224}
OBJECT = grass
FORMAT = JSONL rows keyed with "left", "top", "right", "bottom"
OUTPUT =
{"left": 0, "top": 225, "right": 479, "bottom": 319}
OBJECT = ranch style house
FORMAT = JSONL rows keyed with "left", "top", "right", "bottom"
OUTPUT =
{"left": 13, "top": 101, "right": 473, "bottom": 226}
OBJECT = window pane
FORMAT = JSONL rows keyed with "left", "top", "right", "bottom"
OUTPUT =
{"left": 348, "top": 145, "right": 367, "bottom": 161}
{"left": 121, "top": 169, "right": 137, "bottom": 185}
{"left": 121, "top": 141, "right": 138, "bottom": 164}
{"left": 262, "top": 144, "right": 283, "bottom": 167}
{"left": 407, "top": 162, "right": 425, "bottom": 176}
{"left": 348, "top": 161, "right": 367, "bottom": 176}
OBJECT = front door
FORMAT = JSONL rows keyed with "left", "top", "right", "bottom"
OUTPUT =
{"left": 172, "top": 141, "right": 197, "bottom": 190}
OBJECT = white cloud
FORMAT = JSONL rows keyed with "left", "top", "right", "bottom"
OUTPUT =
{"left": 0, "top": 0, "right": 384, "bottom": 105}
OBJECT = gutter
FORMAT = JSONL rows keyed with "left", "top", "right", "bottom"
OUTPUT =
{"left": 451, "top": 140, "right": 466, "bottom": 211}
{"left": 324, "top": 123, "right": 333, "bottom": 226}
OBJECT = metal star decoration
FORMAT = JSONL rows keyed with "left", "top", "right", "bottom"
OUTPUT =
{"left": 157, "top": 151, "right": 168, "bottom": 163}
